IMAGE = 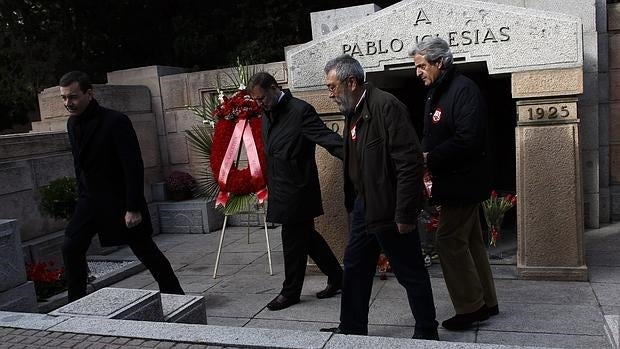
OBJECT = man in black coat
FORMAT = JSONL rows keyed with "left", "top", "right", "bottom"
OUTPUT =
{"left": 248, "top": 72, "right": 344, "bottom": 311}
{"left": 321, "top": 55, "right": 438, "bottom": 340}
{"left": 60, "top": 71, "right": 184, "bottom": 302}
{"left": 409, "top": 38, "right": 498, "bottom": 330}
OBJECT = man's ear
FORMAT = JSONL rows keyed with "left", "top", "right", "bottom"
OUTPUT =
{"left": 86, "top": 89, "right": 93, "bottom": 101}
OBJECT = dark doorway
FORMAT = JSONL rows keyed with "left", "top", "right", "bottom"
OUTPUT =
{"left": 367, "top": 62, "right": 517, "bottom": 259}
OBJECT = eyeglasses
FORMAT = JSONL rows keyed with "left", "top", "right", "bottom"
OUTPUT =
{"left": 326, "top": 76, "right": 352, "bottom": 93}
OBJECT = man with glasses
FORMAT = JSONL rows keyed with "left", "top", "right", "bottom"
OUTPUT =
{"left": 248, "top": 72, "right": 344, "bottom": 311}
{"left": 321, "top": 55, "right": 439, "bottom": 340}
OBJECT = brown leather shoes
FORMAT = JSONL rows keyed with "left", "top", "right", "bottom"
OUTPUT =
{"left": 266, "top": 294, "right": 300, "bottom": 311}
{"left": 316, "top": 283, "right": 342, "bottom": 299}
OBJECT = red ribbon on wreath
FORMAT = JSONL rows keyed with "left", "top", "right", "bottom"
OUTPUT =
{"left": 210, "top": 90, "right": 267, "bottom": 208}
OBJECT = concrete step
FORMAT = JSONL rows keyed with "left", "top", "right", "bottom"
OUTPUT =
{"left": 161, "top": 293, "right": 206, "bottom": 324}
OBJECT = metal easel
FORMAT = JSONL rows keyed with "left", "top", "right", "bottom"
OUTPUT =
{"left": 212, "top": 208, "right": 273, "bottom": 278}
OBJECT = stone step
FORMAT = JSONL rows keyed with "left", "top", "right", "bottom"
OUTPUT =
{"left": 161, "top": 294, "right": 206, "bottom": 324}
{"left": 49, "top": 287, "right": 163, "bottom": 322}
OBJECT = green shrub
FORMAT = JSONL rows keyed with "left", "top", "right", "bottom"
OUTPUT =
{"left": 40, "top": 177, "right": 77, "bottom": 220}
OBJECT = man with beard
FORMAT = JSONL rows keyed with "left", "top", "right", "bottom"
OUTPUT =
{"left": 409, "top": 37, "right": 498, "bottom": 331}
{"left": 60, "top": 71, "right": 184, "bottom": 301}
{"left": 248, "top": 72, "right": 344, "bottom": 311}
{"left": 320, "top": 55, "right": 438, "bottom": 340}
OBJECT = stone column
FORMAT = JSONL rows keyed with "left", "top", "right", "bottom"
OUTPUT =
{"left": 0, "top": 219, "right": 37, "bottom": 312}
{"left": 512, "top": 68, "right": 587, "bottom": 281}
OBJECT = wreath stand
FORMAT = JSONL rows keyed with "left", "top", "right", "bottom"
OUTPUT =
{"left": 212, "top": 208, "right": 273, "bottom": 278}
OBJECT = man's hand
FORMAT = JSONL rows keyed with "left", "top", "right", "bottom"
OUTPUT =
{"left": 396, "top": 223, "right": 414, "bottom": 235}
{"left": 125, "top": 211, "right": 142, "bottom": 228}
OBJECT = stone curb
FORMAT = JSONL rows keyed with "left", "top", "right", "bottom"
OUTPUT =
{"left": 0, "top": 311, "right": 556, "bottom": 349}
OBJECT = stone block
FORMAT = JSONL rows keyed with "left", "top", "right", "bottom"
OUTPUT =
{"left": 601, "top": 145, "right": 611, "bottom": 187}
{"left": 0, "top": 161, "right": 33, "bottom": 196}
{"left": 227, "top": 212, "right": 263, "bottom": 227}
{"left": 610, "top": 3, "right": 620, "bottom": 32}
{"left": 582, "top": 31, "right": 599, "bottom": 74}
{"left": 95, "top": 85, "right": 151, "bottom": 113}
{"left": 580, "top": 72, "right": 600, "bottom": 107}
{"left": 599, "top": 33, "right": 610, "bottom": 74}
{"left": 582, "top": 148, "right": 599, "bottom": 195}
{"left": 38, "top": 86, "right": 69, "bottom": 120}
{"left": 158, "top": 199, "right": 224, "bottom": 233}
{"left": 600, "top": 72, "right": 610, "bottom": 105}
{"left": 310, "top": 4, "right": 381, "bottom": 40}
{"left": 161, "top": 293, "right": 206, "bottom": 324}
{"left": 106, "top": 66, "right": 188, "bottom": 98}
{"left": 512, "top": 68, "right": 583, "bottom": 98}
{"left": 524, "top": 0, "right": 596, "bottom": 33}
{"left": 151, "top": 182, "right": 167, "bottom": 202}
{"left": 0, "top": 132, "right": 71, "bottom": 162}
{"left": 584, "top": 192, "right": 600, "bottom": 229}
{"left": 0, "top": 281, "right": 37, "bottom": 313}
{"left": 30, "top": 118, "right": 69, "bottom": 132}
{"left": 611, "top": 70, "right": 620, "bottom": 101}
{"left": 49, "top": 287, "right": 163, "bottom": 321}
{"left": 0, "top": 220, "right": 27, "bottom": 292}
{"left": 22, "top": 230, "right": 65, "bottom": 268}
{"left": 161, "top": 73, "right": 189, "bottom": 110}
{"left": 295, "top": 90, "right": 340, "bottom": 115}
{"left": 596, "top": 0, "right": 608, "bottom": 33}
{"left": 605, "top": 315, "right": 619, "bottom": 349}
{"left": 129, "top": 112, "right": 160, "bottom": 169}
{"left": 516, "top": 123, "right": 587, "bottom": 280}
{"left": 611, "top": 35, "right": 620, "bottom": 70}
{"left": 167, "top": 134, "right": 190, "bottom": 165}
{"left": 580, "top": 105, "right": 599, "bottom": 150}
{"left": 0, "top": 190, "right": 66, "bottom": 242}
{"left": 611, "top": 144, "right": 620, "bottom": 184}
{"left": 32, "top": 154, "right": 74, "bottom": 187}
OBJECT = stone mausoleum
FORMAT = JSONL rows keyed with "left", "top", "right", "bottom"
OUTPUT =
{"left": 1, "top": 0, "right": 619, "bottom": 287}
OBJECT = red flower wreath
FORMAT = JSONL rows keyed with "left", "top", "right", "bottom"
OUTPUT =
{"left": 209, "top": 90, "right": 267, "bottom": 201}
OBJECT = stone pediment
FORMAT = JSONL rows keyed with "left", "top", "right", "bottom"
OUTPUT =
{"left": 286, "top": 0, "right": 583, "bottom": 91}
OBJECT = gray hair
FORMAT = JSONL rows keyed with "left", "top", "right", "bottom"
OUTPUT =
{"left": 408, "top": 37, "right": 453, "bottom": 70}
{"left": 323, "top": 54, "right": 365, "bottom": 84}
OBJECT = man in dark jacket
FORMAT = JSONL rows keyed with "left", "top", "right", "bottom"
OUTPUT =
{"left": 320, "top": 55, "right": 438, "bottom": 340}
{"left": 60, "top": 71, "right": 184, "bottom": 302}
{"left": 409, "top": 37, "right": 498, "bottom": 330}
{"left": 248, "top": 72, "right": 344, "bottom": 311}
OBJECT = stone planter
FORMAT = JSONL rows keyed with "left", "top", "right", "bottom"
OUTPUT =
{"left": 158, "top": 199, "right": 224, "bottom": 233}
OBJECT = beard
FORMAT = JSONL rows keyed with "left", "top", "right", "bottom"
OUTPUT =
{"left": 336, "top": 90, "right": 355, "bottom": 116}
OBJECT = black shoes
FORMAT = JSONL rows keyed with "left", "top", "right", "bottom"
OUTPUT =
{"left": 316, "top": 282, "right": 342, "bottom": 299}
{"left": 266, "top": 294, "right": 300, "bottom": 311}
{"left": 320, "top": 326, "right": 366, "bottom": 335}
{"left": 441, "top": 305, "right": 490, "bottom": 330}
{"left": 488, "top": 304, "right": 499, "bottom": 316}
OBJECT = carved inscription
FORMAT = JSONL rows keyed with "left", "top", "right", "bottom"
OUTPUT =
{"left": 517, "top": 101, "right": 577, "bottom": 123}
{"left": 341, "top": 8, "right": 511, "bottom": 56}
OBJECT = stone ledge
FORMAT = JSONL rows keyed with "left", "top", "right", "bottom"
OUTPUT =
{"left": 0, "top": 310, "right": 555, "bottom": 349}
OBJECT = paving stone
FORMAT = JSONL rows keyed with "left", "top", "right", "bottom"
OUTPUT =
{"left": 245, "top": 318, "right": 336, "bottom": 332}
{"left": 590, "top": 266, "right": 620, "bottom": 283}
{"left": 592, "top": 283, "right": 620, "bottom": 307}
{"left": 0, "top": 311, "right": 69, "bottom": 330}
{"left": 494, "top": 279, "right": 598, "bottom": 305}
{"left": 477, "top": 330, "right": 610, "bottom": 349}
{"left": 254, "top": 294, "right": 341, "bottom": 323}
{"left": 205, "top": 317, "right": 249, "bottom": 327}
{"left": 207, "top": 273, "right": 281, "bottom": 294}
{"left": 204, "top": 293, "right": 273, "bottom": 318}
{"left": 479, "top": 302, "right": 604, "bottom": 336}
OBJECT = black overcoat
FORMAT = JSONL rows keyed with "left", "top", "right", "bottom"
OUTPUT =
{"left": 66, "top": 100, "right": 151, "bottom": 246}
{"left": 262, "top": 91, "right": 343, "bottom": 224}
{"left": 422, "top": 68, "right": 489, "bottom": 204}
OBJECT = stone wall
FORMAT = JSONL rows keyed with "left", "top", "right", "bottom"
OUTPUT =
{"left": 608, "top": 2, "right": 620, "bottom": 220}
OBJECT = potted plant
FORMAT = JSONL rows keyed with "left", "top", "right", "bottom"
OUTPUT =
{"left": 39, "top": 176, "right": 78, "bottom": 220}
{"left": 166, "top": 171, "right": 196, "bottom": 201}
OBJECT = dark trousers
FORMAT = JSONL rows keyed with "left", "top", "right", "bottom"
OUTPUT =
{"left": 280, "top": 219, "right": 343, "bottom": 299}
{"left": 436, "top": 203, "right": 497, "bottom": 314}
{"left": 62, "top": 222, "right": 184, "bottom": 302}
{"left": 340, "top": 198, "right": 438, "bottom": 335}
